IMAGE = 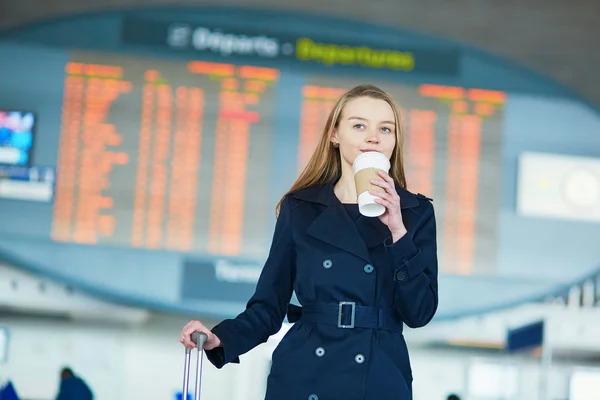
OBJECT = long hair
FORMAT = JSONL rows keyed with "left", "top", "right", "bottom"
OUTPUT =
{"left": 276, "top": 84, "right": 407, "bottom": 216}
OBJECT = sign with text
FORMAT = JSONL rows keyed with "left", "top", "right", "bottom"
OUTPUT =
{"left": 120, "top": 16, "right": 461, "bottom": 76}
{"left": 181, "top": 258, "right": 261, "bottom": 303}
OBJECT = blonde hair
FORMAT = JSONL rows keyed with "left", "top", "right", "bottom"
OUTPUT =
{"left": 276, "top": 84, "right": 407, "bottom": 216}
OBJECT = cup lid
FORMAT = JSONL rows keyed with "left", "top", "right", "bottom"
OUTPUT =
{"left": 352, "top": 151, "right": 390, "bottom": 170}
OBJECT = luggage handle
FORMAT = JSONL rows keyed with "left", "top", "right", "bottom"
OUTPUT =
{"left": 182, "top": 332, "right": 208, "bottom": 400}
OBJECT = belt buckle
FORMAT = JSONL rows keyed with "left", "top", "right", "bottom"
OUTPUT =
{"left": 337, "top": 301, "right": 355, "bottom": 328}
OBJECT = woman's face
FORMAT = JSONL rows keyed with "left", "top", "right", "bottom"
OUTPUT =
{"left": 331, "top": 96, "right": 397, "bottom": 168}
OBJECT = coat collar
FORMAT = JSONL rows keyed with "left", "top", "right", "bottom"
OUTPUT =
{"left": 290, "top": 178, "right": 420, "bottom": 263}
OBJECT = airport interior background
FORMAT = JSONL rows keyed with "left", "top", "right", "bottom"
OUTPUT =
{"left": 0, "top": 0, "right": 599, "bottom": 399}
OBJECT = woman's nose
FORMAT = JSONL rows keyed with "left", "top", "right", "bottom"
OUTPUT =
{"left": 365, "top": 131, "right": 380, "bottom": 144}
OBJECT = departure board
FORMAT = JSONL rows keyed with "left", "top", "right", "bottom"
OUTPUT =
{"left": 51, "top": 51, "right": 278, "bottom": 257}
{"left": 296, "top": 77, "right": 505, "bottom": 274}
{"left": 49, "top": 50, "right": 505, "bottom": 274}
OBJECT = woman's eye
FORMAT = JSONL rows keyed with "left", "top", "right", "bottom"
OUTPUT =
{"left": 353, "top": 124, "right": 365, "bottom": 130}
{"left": 381, "top": 126, "right": 393, "bottom": 133}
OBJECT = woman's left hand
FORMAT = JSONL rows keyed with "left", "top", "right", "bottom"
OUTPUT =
{"left": 369, "top": 170, "right": 407, "bottom": 242}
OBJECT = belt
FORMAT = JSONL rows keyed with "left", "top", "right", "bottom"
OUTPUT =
{"left": 286, "top": 302, "right": 403, "bottom": 332}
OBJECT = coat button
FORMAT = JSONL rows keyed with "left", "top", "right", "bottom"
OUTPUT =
{"left": 363, "top": 264, "right": 374, "bottom": 273}
{"left": 315, "top": 347, "right": 325, "bottom": 357}
{"left": 355, "top": 354, "right": 365, "bottom": 364}
{"left": 322, "top": 259, "right": 333, "bottom": 269}
{"left": 308, "top": 395, "right": 319, "bottom": 400}
{"left": 395, "top": 269, "right": 407, "bottom": 281}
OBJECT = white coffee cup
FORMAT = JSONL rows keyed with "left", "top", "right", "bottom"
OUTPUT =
{"left": 352, "top": 151, "right": 391, "bottom": 217}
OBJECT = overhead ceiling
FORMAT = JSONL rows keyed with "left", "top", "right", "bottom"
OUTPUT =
{"left": 1, "top": 0, "right": 600, "bottom": 108}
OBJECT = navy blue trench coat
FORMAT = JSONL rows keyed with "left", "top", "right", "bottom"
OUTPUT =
{"left": 206, "top": 179, "right": 439, "bottom": 400}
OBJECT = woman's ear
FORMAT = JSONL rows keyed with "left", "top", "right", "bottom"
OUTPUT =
{"left": 331, "top": 128, "right": 338, "bottom": 145}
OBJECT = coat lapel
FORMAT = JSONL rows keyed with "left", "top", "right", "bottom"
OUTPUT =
{"left": 355, "top": 215, "right": 391, "bottom": 249}
{"left": 306, "top": 202, "right": 372, "bottom": 263}
{"left": 291, "top": 179, "right": 421, "bottom": 262}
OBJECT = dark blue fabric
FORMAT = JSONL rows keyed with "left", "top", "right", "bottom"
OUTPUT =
{"left": 205, "top": 179, "right": 438, "bottom": 400}
{"left": 55, "top": 377, "right": 93, "bottom": 400}
{"left": 293, "top": 302, "right": 403, "bottom": 332}
{"left": 1, "top": 381, "right": 20, "bottom": 400}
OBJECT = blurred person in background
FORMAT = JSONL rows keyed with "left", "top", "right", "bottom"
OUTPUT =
{"left": 180, "top": 84, "right": 439, "bottom": 400}
{"left": 447, "top": 394, "right": 461, "bottom": 400}
{"left": 0, "top": 380, "right": 20, "bottom": 400}
{"left": 55, "top": 367, "right": 93, "bottom": 400}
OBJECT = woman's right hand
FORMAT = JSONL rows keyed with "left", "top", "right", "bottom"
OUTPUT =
{"left": 179, "top": 320, "right": 222, "bottom": 350}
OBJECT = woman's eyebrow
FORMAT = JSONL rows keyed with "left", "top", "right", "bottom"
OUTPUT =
{"left": 348, "top": 116, "right": 394, "bottom": 125}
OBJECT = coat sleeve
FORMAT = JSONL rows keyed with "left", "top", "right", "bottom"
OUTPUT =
{"left": 205, "top": 196, "right": 296, "bottom": 368}
{"left": 384, "top": 199, "right": 438, "bottom": 328}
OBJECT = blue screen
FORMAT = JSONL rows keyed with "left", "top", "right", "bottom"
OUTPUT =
{"left": 0, "top": 110, "right": 35, "bottom": 167}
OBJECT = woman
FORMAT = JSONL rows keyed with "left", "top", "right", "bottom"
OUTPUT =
{"left": 180, "top": 84, "right": 438, "bottom": 400}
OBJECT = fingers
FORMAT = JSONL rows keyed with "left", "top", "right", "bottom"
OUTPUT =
{"left": 370, "top": 171, "right": 395, "bottom": 194}
{"left": 179, "top": 321, "right": 222, "bottom": 350}
{"left": 370, "top": 183, "right": 397, "bottom": 199}
{"left": 369, "top": 187, "right": 393, "bottom": 201}
{"left": 370, "top": 171, "right": 400, "bottom": 213}
{"left": 372, "top": 195, "right": 395, "bottom": 211}
{"left": 378, "top": 170, "right": 393, "bottom": 183}
{"left": 180, "top": 320, "right": 206, "bottom": 349}
{"left": 370, "top": 180, "right": 392, "bottom": 195}
{"left": 369, "top": 189, "right": 395, "bottom": 213}
{"left": 180, "top": 329, "right": 195, "bottom": 349}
